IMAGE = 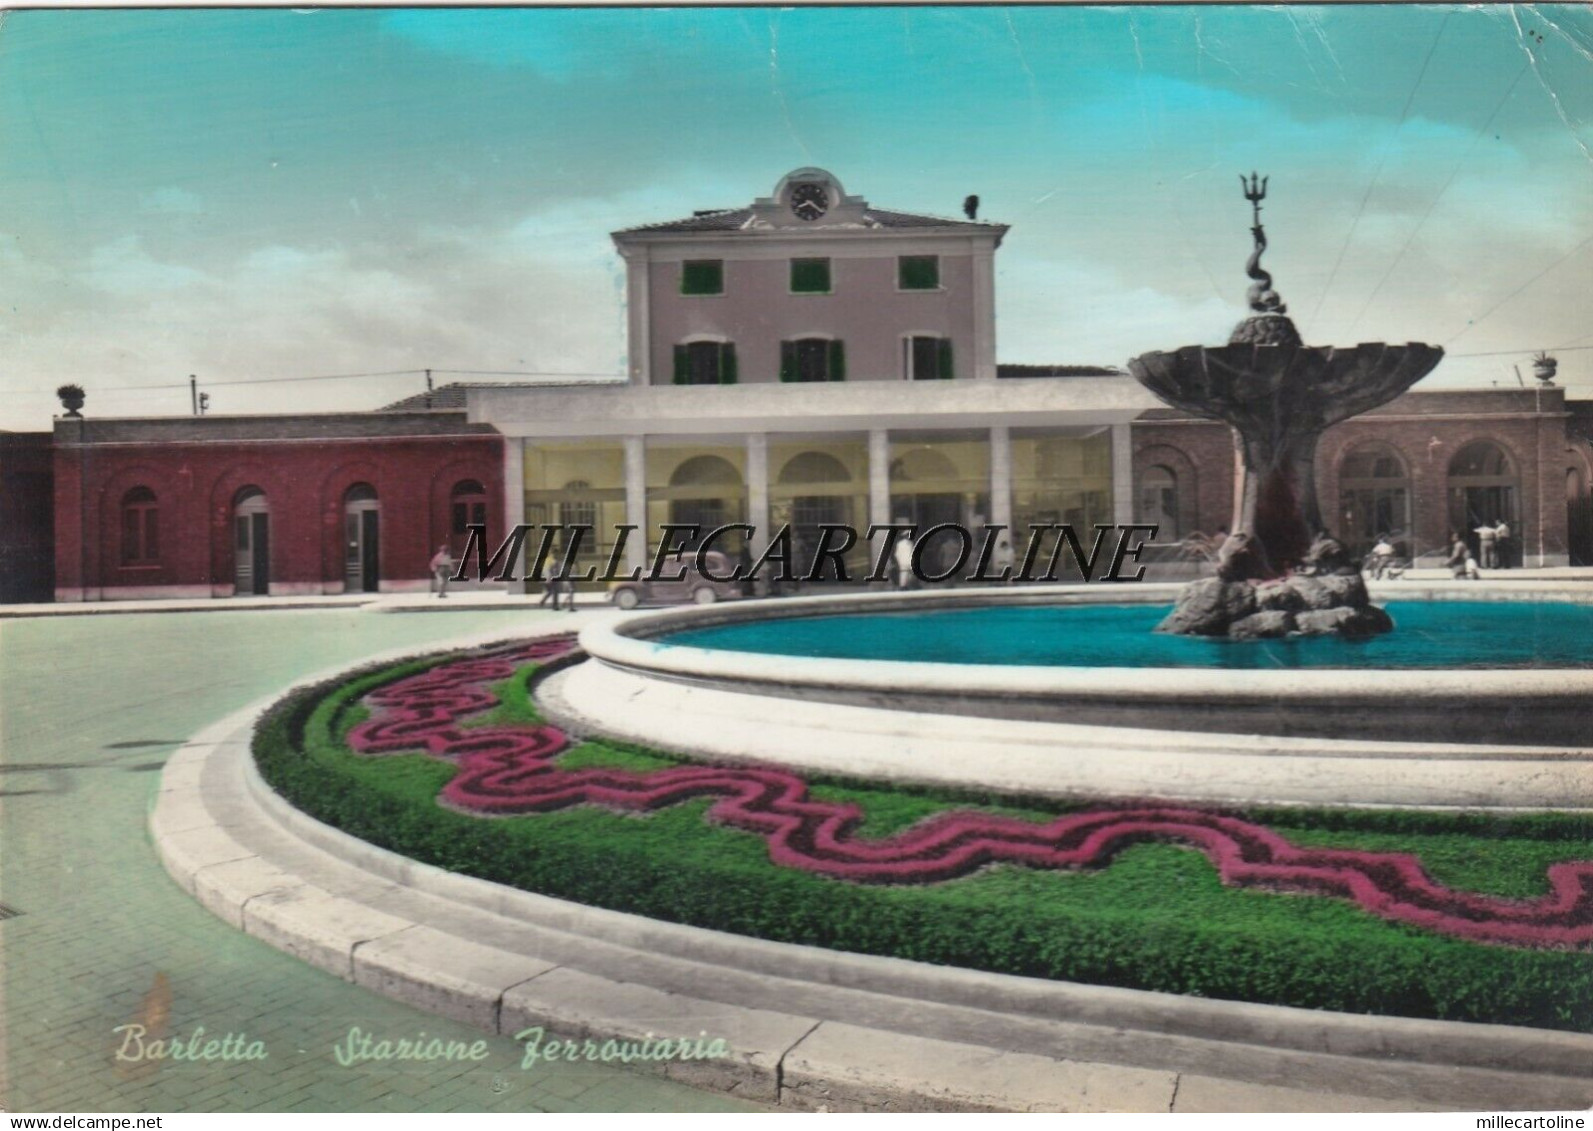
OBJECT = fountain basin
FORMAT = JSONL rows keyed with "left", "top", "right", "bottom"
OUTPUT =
{"left": 540, "top": 584, "right": 1593, "bottom": 810}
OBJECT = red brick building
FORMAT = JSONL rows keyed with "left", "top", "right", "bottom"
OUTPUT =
{"left": 1133, "top": 386, "right": 1593, "bottom": 567}
{"left": 52, "top": 412, "right": 503, "bottom": 601}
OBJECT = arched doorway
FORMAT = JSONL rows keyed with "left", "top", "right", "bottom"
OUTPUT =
{"left": 778, "top": 451, "right": 852, "bottom": 578}
{"left": 888, "top": 448, "right": 962, "bottom": 530}
{"left": 449, "top": 478, "right": 488, "bottom": 556}
{"left": 668, "top": 455, "right": 743, "bottom": 548}
{"left": 1569, "top": 464, "right": 1593, "bottom": 566}
{"left": 1338, "top": 443, "right": 1411, "bottom": 557}
{"left": 1447, "top": 442, "right": 1518, "bottom": 560}
{"left": 1139, "top": 465, "right": 1180, "bottom": 541}
{"left": 343, "top": 483, "right": 380, "bottom": 593}
{"left": 233, "top": 487, "right": 270, "bottom": 596}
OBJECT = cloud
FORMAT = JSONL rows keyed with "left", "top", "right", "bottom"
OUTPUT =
{"left": 139, "top": 187, "right": 203, "bottom": 215}
{"left": 86, "top": 237, "right": 207, "bottom": 294}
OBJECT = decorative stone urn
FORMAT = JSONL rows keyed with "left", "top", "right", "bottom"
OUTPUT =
{"left": 55, "top": 384, "right": 86, "bottom": 418}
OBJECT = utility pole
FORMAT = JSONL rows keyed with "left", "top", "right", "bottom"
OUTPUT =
{"left": 425, "top": 368, "right": 433, "bottom": 409}
{"left": 190, "top": 375, "right": 199, "bottom": 416}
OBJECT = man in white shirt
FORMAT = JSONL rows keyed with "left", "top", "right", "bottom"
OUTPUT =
{"left": 1473, "top": 522, "right": 1498, "bottom": 569}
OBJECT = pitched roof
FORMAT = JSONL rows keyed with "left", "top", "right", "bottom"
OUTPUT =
{"left": 616, "top": 207, "right": 1005, "bottom": 235}
{"left": 997, "top": 363, "right": 1126, "bottom": 379}
{"left": 378, "top": 379, "right": 626, "bottom": 411}
{"left": 380, "top": 384, "right": 472, "bottom": 411}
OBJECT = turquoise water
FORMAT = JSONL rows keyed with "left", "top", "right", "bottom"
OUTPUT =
{"left": 664, "top": 600, "right": 1593, "bottom": 670}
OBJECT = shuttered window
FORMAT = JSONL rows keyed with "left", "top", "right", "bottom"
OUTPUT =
{"left": 672, "top": 341, "right": 738, "bottom": 384}
{"left": 790, "top": 258, "right": 831, "bottom": 294}
{"left": 898, "top": 255, "right": 940, "bottom": 290}
{"left": 905, "top": 336, "right": 954, "bottom": 380}
{"left": 780, "top": 339, "right": 845, "bottom": 382}
{"left": 680, "top": 260, "right": 724, "bottom": 295}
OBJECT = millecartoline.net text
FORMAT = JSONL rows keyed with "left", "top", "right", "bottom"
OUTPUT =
{"left": 450, "top": 522, "right": 1161, "bottom": 584}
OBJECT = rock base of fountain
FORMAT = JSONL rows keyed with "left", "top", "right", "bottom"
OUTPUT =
{"left": 1155, "top": 535, "right": 1394, "bottom": 640}
{"left": 1156, "top": 574, "right": 1393, "bottom": 639}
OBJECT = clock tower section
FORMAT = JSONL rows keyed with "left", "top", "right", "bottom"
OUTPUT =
{"left": 611, "top": 167, "right": 1008, "bottom": 385}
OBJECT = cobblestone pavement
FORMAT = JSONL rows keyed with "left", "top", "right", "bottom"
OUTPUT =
{"left": 0, "top": 608, "right": 760, "bottom": 1113}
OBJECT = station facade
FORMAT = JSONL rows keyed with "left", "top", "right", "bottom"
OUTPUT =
{"left": 10, "top": 166, "right": 1592, "bottom": 603}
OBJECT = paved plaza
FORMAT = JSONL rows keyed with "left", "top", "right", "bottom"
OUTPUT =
{"left": 0, "top": 606, "right": 758, "bottom": 1113}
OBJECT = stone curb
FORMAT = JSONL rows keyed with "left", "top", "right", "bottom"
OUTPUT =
{"left": 151, "top": 625, "right": 1593, "bottom": 1112}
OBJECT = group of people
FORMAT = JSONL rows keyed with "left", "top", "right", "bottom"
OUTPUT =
{"left": 885, "top": 527, "right": 1018, "bottom": 589}
{"left": 1469, "top": 518, "right": 1514, "bottom": 570}
{"left": 1443, "top": 520, "right": 1514, "bottom": 580}
{"left": 427, "top": 542, "right": 578, "bottom": 609}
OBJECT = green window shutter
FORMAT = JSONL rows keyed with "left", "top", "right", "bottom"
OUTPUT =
{"left": 673, "top": 345, "right": 689, "bottom": 384}
{"left": 791, "top": 258, "right": 830, "bottom": 293}
{"left": 720, "top": 342, "right": 738, "bottom": 384}
{"left": 681, "top": 260, "right": 723, "bottom": 295}
{"left": 937, "top": 338, "right": 954, "bottom": 379}
{"left": 899, "top": 255, "right": 939, "bottom": 290}
{"left": 828, "top": 340, "right": 846, "bottom": 382}
{"left": 780, "top": 341, "right": 797, "bottom": 383}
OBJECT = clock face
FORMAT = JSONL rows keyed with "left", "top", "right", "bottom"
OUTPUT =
{"left": 790, "top": 182, "right": 829, "bottom": 221}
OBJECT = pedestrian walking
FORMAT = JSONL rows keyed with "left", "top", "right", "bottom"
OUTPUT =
{"left": 429, "top": 544, "right": 455, "bottom": 598}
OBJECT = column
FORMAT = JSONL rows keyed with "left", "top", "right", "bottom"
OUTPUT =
{"left": 868, "top": 429, "right": 891, "bottom": 527}
{"left": 867, "top": 429, "right": 892, "bottom": 574}
{"left": 746, "top": 433, "right": 770, "bottom": 552}
{"left": 624, "top": 436, "right": 647, "bottom": 572}
{"left": 623, "top": 249, "right": 651, "bottom": 385}
{"left": 972, "top": 245, "right": 998, "bottom": 380}
{"left": 989, "top": 426, "right": 1013, "bottom": 533}
{"left": 1111, "top": 422, "right": 1136, "bottom": 527}
{"left": 502, "top": 440, "right": 527, "bottom": 592}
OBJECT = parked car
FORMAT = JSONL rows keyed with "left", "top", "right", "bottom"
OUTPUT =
{"left": 607, "top": 550, "right": 743, "bottom": 609}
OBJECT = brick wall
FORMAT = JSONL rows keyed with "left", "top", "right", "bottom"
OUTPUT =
{"left": 52, "top": 417, "right": 504, "bottom": 601}
{"left": 1132, "top": 388, "right": 1581, "bottom": 566}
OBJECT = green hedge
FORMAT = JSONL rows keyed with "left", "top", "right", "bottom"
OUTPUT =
{"left": 252, "top": 653, "right": 1593, "bottom": 1033}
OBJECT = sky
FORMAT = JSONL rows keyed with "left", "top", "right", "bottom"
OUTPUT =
{"left": 0, "top": 4, "right": 1590, "bottom": 429}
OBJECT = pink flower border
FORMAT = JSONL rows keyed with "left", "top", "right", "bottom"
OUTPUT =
{"left": 344, "top": 637, "right": 1593, "bottom": 950}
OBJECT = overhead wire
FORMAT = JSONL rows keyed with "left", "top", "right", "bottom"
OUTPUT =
{"left": 1307, "top": 11, "right": 1452, "bottom": 327}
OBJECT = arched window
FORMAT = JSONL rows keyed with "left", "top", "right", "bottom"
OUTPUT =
{"left": 343, "top": 483, "right": 380, "bottom": 594}
{"left": 669, "top": 455, "right": 742, "bottom": 487}
{"left": 672, "top": 341, "right": 737, "bottom": 385}
{"left": 233, "top": 487, "right": 270, "bottom": 596}
{"left": 1139, "top": 465, "right": 1180, "bottom": 540}
{"left": 780, "top": 338, "right": 845, "bottom": 382}
{"left": 558, "top": 480, "right": 597, "bottom": 531}
{"left": 777, "top": 452, "right": 854, "bottom": 578}
{"left": 450, "top": 479, "right": 488, "bottom": 536}
{"left": 120, "top": 487, "right": 159, "bottom": 564}
{"left": 778, "top": 451, "right": 851, "bottom": 486}
{"left": 1338, "top": 443, "right": 1411, "bottom": 553}
{"left": 668, "top": 455, "right": 743, "bottom": 540}
{"left": 1568, "top": 465, "right": 1592, "bottom": 566}
{"left": 888, "top": 449, "right": 958, "bottom": 483}
{"left": 1447, "top": 441, "right": 1518, "bottom": 545}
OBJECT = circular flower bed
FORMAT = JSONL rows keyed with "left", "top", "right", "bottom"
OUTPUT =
{"left": 254, "top": 636, "right": 1593, "bottom": 1032}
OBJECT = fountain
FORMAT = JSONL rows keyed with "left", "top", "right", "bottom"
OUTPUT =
{"left": 1128, "top": 175, "right": 1443, "bottom": 639}
{"left": 537, "top": 174, "right": 1591, "bottom": 810}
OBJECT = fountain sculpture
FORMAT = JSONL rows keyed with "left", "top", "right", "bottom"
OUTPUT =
{"left": 1128, "top": 175, "right": 1444, "bottom": 638}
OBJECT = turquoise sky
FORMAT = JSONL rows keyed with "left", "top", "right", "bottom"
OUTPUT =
{"left": 1, "top": 5, "right": 1589, "bottom": 427}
